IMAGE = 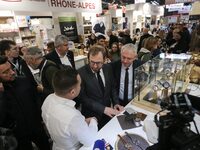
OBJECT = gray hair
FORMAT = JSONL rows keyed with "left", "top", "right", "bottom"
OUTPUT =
{"left": 121, "top": 43, "right": 137, "bottom": 54}
{"left": 54, "top": 35, "right": 68, "bottom": 48}
{"left": 26, "top": 46, "right": 43, "bottom": 59}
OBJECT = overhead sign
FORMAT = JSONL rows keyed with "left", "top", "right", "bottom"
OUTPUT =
{"left": 0, "top": 0, "right": 102, "bottom": 13}
{"left": 165, "top": 0, "right": 196, "bottom": 5}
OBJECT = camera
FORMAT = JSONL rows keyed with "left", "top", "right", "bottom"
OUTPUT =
{"left": 147, "top": 93, "right": 200, "bottom": 150}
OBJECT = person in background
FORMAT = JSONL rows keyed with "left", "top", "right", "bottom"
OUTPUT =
{"left": 169, "top": 30, "right": 188, "bottom": 54}
{"left": 106, "top": 29, "right": 119, "bottom": 49}
{"left": 138, "top": 36, "right": 158, "bottom": 63}
{"left": 19, "top": 46, "right": 28, "bottom": 57}
{"left": 78, "top": 45, "right": 123, "bottom": 129}
{"left": 42, "top": 66, "right": 98, "bottom": 150}
{"left": 24, "top": 47, "right": 59, "bottom": 103}
{"left": 137, "top": 28, "right": 152, "bottom": 52}
{"left": 45, "top": 35, "right": 75, "bottom": 69}
{"left": 111, "top": 44, "right": 141, "bottom": 106}
{"left": 86, "top": 33, "right": 97, "bottom": 49}
{"left": 190, "top": 24, "right": 200, "bottom": 52}
{"left": 109, "top": 42, "right": 120, "bottom": 62}
{"left": 122, "top": 28, "right": 134, "bottom": 45}
{"left": 96, "top": 34, "right": 111, "bottom": 63}
{"left": 46, "top": 41, "right": 55, "bottom": 54}
{"left": 0, "top": 56, "right": 50, "bottom": 150}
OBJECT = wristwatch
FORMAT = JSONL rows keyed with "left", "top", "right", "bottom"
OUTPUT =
{"left": 163, "top": 81, "right": 170, "bottom": 89}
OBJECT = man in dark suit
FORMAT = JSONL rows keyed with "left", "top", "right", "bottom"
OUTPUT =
{"left": 24, "top": 47, "right": 59, "bottom": 103}
{"left": 78, "top": 45, "right": 123, "bottom": 129}
{"left": 45, "top": 35, "right": 75, "bottom": 69}
{"left": 0, "top": 56, "right": 50, "bottom": 150}
{"left": 111, "top": 43, "right": 142, "bottom": 106}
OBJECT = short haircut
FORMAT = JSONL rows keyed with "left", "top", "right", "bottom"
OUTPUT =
{"left": 0, "top": 56, "right": 8, "bottom": 65}
{"left": 121, "top": 43, "right": 137, "bottom": 54}
{"left": 88, "top": 45, "right": 106, "bottom": 60}
{"left": 47, "top": 41, "right": 55, "bottom": 49}
{"left": 0, "top": 40, "right": 16, "bottom": 55}
{"left": 96, "top": 35, "right": 106, "bottom": 40}
{"left": 54, "top": 35, "right": 68, "bottom": 48}
{"left": 26, "top": 46, "right": 43, "bottom": 59}
{"left": 52, "top": 66, "right": 78, "bottom": 96}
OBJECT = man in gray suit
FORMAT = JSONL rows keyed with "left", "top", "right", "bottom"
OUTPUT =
{"left": 78, "top": 45, "right": 123, "bottom": 129}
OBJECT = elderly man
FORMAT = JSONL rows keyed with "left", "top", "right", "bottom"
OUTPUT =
{"left": 111, "top": 43, "right": 142, "bottom": 106}
{"left": 24, "top": 47, "right": 59, "bottom": 102}
{"left": 45, "top": 35, "right": 75, "bottom": 69}
{"left": 78, "top": 45, "right": 123, "bottom": 129}
{"left": 0, "top": 55, "right": 50, "bottom": 150}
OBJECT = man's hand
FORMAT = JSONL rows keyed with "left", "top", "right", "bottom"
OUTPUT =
{"left": 37, "top": 84, "right": 43, "bottom": 93}
{"left": 104, "top": 107, "right": 120, "bottom": 118}
{"left": 85, "top": 117, "right": 98, "bottom": 125}
{"left": 114, "top": 104, "right": 124, "bottom": 112}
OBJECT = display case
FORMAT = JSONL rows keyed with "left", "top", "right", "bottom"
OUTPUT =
{"left": 132, "top": 53, "right": 192, "bottom": 111}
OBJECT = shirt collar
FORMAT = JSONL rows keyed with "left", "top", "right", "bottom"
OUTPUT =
{"left": 55, "top": 49, "right": 67, "bottom": 58}
{"left": 53, "top": 93, "right": 76, "bottom": 107}
{"left": 122, "top": 63, "right": 133, "bottom": 70}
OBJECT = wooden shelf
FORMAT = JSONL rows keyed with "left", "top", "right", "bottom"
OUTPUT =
{"left": 21, "top": 35, "right": 35, "bottom": 39}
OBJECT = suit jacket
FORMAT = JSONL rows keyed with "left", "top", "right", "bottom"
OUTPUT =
{"left": 45, "top": 50, "right": 75, "bottom": 69}
{"left": 78, "top": 64, "right": 119, "bottom": 120}
{"left": 38, "top": 59, "right": 60, "bottom": 101}
{"left": 111, "top": 59, "right": 142, "bottom": 100}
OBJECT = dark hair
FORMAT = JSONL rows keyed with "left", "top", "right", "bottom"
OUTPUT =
{"left": 88, "top": 45, "right": 106, "bottom": 60}
{"left": 52, "top": 66, "right": 78, "bottom": 96}
{"left": 96, "top": 35, "right": 106, "bottom": 40}
{"left": 0, "top": 40, "right": 16, "bottom": 55}
{"left": 47, "top": 41, "right": 55, "bottom": 50}
{"left": 0, "top": 56, "right": 8, "bottom": 65}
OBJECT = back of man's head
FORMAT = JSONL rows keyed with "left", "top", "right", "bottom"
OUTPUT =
{"left": 52, "top": 66, "right": 79, "bottom": 97}
{"left": 0, "top": 40, "right": 16, "bottom": 56}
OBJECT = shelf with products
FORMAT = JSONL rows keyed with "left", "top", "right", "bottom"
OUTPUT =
{"left": 0, "top": 16, "right": 19, "bottom": 41}
{"left": 16, "top": 16, "right": 37, "bottom": 47}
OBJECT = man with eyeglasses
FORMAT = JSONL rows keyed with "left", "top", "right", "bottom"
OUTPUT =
{"left": 78, "top": 45, "right": 123, "bottom": 129}
{"left": 45, "top": 35, "right": 75, "bottom": 69}
{"left": 111, "top": 43, "right": 142, "bottom": 106}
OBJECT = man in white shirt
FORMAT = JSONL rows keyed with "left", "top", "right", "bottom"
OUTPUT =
{"left": 42, "top": 66, "right": 98, "bottom": 150}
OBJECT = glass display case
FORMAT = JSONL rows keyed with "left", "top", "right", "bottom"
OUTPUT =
{"left": 133, "top": 53, "right": 192, "bottom": 107}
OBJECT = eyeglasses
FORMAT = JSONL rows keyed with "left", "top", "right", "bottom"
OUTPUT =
{"left": 89, "top": 60, "right": 103, "bottom": 66}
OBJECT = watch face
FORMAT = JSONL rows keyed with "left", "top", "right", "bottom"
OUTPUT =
{"left": 163, "top": 81, "right": 170, "bottom": 88}
{"left": 153, "top": 85, "right": 159, "bottom": 91}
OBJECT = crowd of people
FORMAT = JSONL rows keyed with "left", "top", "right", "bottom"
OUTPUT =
{"left": 0, "top": 22, "right": 200, "bottom": 150}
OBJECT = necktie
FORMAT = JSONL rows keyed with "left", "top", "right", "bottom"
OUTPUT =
{"left": 97, "top": 71, "right": 104, "bottom": 93}
{"left": 124, "top": 68, "right": 129, "bottom": 103}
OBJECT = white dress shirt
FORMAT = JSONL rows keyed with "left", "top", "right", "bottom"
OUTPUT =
{"left": 42, "top": 94, "right": 98, "bottom": 150}
{"left": 119, "top": 64, "right": 133, "bottom": 100}
{"left": 56, "top": 50, "right": 72, "bottom": 67}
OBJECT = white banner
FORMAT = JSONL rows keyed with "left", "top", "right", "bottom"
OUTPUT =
{"left": 0, "top": 0, "right": 102, "bottom": 13}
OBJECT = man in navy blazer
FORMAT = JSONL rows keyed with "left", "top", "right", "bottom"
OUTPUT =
{"left": 111, "top": 43, "right": 142, "bottom": 106}
{"left": 78, "top": 45, "right": 123, "bottom": 129}
{"left": 45, "top": 35, "right": 75, "bottom": 69}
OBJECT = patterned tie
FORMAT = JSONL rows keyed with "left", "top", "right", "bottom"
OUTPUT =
{"left": 124, "top": 67, "right": 129, "bottom": 103}
{"left": 97, "top": 71, "right": 104, "bottom": 94}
